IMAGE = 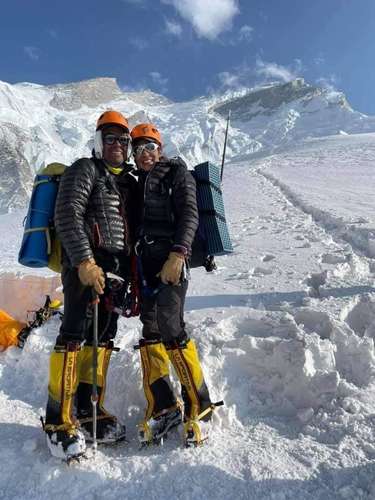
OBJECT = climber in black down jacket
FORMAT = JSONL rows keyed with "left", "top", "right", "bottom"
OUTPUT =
{"left": 44, "top": 110, "right": 137, "bottom": 460}
{"left": 130, "top": 122, "right": 212, "bottom": 448}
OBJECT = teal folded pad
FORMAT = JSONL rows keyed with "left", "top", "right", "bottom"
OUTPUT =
{"left": 192, "top": 161, "right": 233, "bottom": 256}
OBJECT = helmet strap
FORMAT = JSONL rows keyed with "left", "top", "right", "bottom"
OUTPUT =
{"left": 94, "top": 130, "right": 103, "bottom": 159}
{"left": 95, "top": 129, "right": 133, "bottom": 163}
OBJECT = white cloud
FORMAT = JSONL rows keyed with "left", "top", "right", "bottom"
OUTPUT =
{"left": 317, "top": 75, "right": 338, "bottom": 88}
{"left": 212, "top": 58, "right": 304, "bottom": 95}
{"left": 314, "top": 57, "right": 325, "bottom": 66}
{"left": 211, "top": 63, "right": 252, "bottom": 94}
{"left": 149, "top": 71, "right": 169, "bottom": 93}
{"left": 24, "top": 46, "right": 40, "bottom": 61}
{"left": 316, "top": 75, "right": 340, "bottom": 96}
{"left": 218, "top": 71, "right": 241, "bottom": 88}
{"left": 238, "top": 24, "right": 253, "bottom": 42}
{"left": 161, "top": 0, "right": 239, "bottom": 40}
{"left": 255, "top": 57, "right": 302, "bottom": 83}
{"left": 121, "top": 81, "right": 147, "bottom": 92}
{"left": 129, "top": 37, "right": 149, "bottom": 50}
{"left": 165, "top": 18, "right": 183, "bottom": 37}
{"left": 225, "top": 24, "right": 253, "bottom": 46}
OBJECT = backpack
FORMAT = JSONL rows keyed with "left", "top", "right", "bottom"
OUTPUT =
{"left": 18, "top": 162, "right": 67, "bottom": 273}
{"left": 18, "top": 160, "right": 125, "bottom": 273}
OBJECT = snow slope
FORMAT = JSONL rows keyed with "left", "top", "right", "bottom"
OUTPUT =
{"left": 2, "top": 132, "right": 375, "bottom": 499}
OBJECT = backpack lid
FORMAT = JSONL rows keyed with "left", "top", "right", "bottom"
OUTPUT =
{"left": 37, "top": 163, "right": 66, "bottom": 176}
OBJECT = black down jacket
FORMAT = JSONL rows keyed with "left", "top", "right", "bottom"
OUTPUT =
{"left": 55, "top": 157, "right": 137, "bottom": 267}
{"left": 137, "top": 157, "right": 199, "bottom": 255}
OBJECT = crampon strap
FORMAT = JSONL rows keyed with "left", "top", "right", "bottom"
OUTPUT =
{"left": 197, "top": 400, "right": 224, "bottom": 421}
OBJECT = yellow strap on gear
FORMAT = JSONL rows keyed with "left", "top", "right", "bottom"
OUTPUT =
{"left": 44, "top": 422, "right": 78, "bottom": 435}
{"left": 138, "top": 421, "right": 153, "bottom": 444}
{"left": 196, "top": 402, "right": 224, "bottom": 422}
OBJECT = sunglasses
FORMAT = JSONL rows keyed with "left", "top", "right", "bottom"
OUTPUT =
{"left": 133, "top": 142, "right": 159, "bottom": 156}
{"left": 103, "top": 134, "right": 130, "bottom": 146}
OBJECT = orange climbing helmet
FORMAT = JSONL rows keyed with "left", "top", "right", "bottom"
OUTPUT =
{"left": 94, "top": 110, "right": 131, "bottom": 159}
{"left": 96, "top": 110, "right": 129, "bottom": 132}
{"left": 130, "top": 123, "right": 162, "bottom": 145}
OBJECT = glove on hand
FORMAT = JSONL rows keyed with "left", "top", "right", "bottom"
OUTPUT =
{"left": 158, "top": 252, "right": 185, "bottom": 285}
{"left": 78, "top": 258, "right": 105, "bottom": 295}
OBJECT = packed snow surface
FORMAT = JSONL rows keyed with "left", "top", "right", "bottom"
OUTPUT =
{"left": 2, "top": 132, "right": 375, "bottom": 499}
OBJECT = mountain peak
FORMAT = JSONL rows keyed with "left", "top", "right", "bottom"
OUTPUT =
{"left": 213, "top": 79, "right": 315, "bottom": 116}
{"left": 48, "top": 77, "right": 123, "bottom": 111}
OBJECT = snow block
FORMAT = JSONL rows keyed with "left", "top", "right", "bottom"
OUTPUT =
{"left": 192, "top": 161, "right": 233, "bottom": 258}
{"left": 0, "top": 272, "right": 62, "bottom": 322}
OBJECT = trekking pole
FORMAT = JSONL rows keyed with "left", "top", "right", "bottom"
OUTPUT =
{"left": 91, "top": 289, "right": 99, "bottom": 456}
{"left": 220, "top": 110, "right": 231, "bottom": 182}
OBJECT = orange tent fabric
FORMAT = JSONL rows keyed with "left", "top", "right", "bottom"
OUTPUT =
{"left": 0, "top": 309, "right": 26, "bottom": 352}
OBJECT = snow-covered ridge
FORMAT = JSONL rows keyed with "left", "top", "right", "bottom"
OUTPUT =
{"left": 1, "top": 76, "right": 375, "bottom": 214}
{"left": 212, "top": 78, "right": 375, "bottom": 153}
{"left": 212, "top": 78, "right": 351, "bottom": 118}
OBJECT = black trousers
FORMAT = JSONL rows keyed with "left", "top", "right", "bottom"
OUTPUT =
{"left": 140, "top": 252, "right": 188, "bottom": 345}
{"left": 57, "top": 250, "right": 131, "bottom": 345}
{"left": 140, "top": 281, "right": 188, "bottom": 344}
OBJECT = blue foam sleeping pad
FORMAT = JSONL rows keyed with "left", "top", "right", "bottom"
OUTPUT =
{"left": 18, "top": 174, "right": 59, "bottom": 267}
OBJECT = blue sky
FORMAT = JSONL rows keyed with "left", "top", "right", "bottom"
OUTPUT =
{"left": 1, "top": 0, "right": 375, "bottom": 113}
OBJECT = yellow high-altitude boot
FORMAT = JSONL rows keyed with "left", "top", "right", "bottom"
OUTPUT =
{"left": 44, "top": 342, "right": 86, "bottom": 460}
{"left": 167, "top": 338, "right": 212, "bottom": 446}
{"left": 138, "top": 339, "right": 181, "bottom": 444}
{"left": 76, "top": 341, "right": 126, "bottom": 444}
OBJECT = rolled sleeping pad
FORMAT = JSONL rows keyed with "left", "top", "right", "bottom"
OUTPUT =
{"left": 18, "top": 174, "right": 59, "bottom": 268}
